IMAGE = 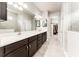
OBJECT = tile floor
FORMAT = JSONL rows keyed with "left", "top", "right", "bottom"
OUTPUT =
{"left": 33, "top": 35, "right": 65, "bottom": 57}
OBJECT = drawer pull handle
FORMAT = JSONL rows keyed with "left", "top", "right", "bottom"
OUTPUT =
{"left": 29, "top": 45, "right": 31, "bottom": 48}
{"left": 26, "top": 46, "right": 28, "bottom": 49}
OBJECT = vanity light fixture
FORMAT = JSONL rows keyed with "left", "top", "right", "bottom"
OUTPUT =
{"left": 35, "top": 14, "right": 42, "bottom": 20}
{"left": 13, "top": 3, "right": 23, "bottom": 11}
{"left": 8, "top": 2, "right": 27, "bottom": 11}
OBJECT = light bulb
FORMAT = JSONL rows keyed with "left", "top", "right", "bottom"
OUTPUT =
{"left": 23, "top": 4, "right": 28, "bottom": 9}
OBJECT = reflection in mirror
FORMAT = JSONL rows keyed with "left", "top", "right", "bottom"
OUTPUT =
{"left": 0, "top": 2, "right": 41, "bottom": 33}
{"left": 0, "top": 10, "right": 19, "bottom": 33}
{"left": 0, "top": 2, "right": 48, "bottom": 33}
{"left": 35, "top": 20, "right": 40, "bottom": 27}
{"left": 42, "top": 19, "right": 47, "bottom": 27}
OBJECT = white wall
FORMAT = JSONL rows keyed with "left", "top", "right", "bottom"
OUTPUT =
{"left": 59, "top": 2, "right": 79, "bottom": 57}
{"left": 59, "top": 3, "right": 72, "bottom": 50}
{"left": 70, "top": 3, "right": 79, "bottom": 32}
{"left": 67, "top": 3, "right": 79, "bottom": 57}
{"left": 70, "top": 12, "right": 79, "bottom": 31}
{"left": 67, "top": 31, "right": 79, "bottom": 57}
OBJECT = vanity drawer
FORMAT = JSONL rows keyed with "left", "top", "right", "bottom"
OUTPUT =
{"left": 28, "top": 36, "right": 37, "bottom": 43}
{"left": 43, "top": 32, "right": 47, "bottom": 43}
{"left": 38, "top": 34, "right": 43, "bottom": 41}
{"left": 38, "top": 33, "right": 42, "bottom": 37}
{"left": 4, "top": 38, "right": 28, "bottom": 55}
{"left": 5, "top": 45, "right": 28, "bottom": 57}
{"left": 37, "top": 39, "right": 42, "bottom": 49}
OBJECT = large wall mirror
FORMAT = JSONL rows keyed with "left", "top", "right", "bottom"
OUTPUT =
{"left": 0, "top": 2, "right": 41, "bottom": 33}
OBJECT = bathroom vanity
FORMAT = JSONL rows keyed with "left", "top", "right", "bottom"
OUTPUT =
{"left": 0, "top": 31, "right": 47, "bottom": 57}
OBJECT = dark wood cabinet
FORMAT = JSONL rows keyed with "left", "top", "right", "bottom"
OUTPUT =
{"left": 0, "top": 47, "right": 4, "bottom": 57}
{"left": 28, "top": 38, "right": 37, "bottom": 57}
{"left": 5, "top": 45, "right": 28, "bottom": 57}
{"left": 0, "top": 3, "right": 2, "bottom": 20}
{"left": 4, "top": 38, "right": 28, "bottom": 57}
{"left": 37, "top": 39, "right": 43, "bottom": 49}
{"left": 0, "top": 32, "right": 47, "bottom": 57}
{"left": 38, "top": 34, "right": 43, "bottom": 41}
{"left": 0, "top": 2, "right": 7, "bottom": 21}
{"left": 4, "top": 39, "right": 28, "bottom": 55}
{"left": 28, "top": 36, "right": 37, "bottom": 43}
{"left": 43, "top": 32, "right": 47, "bottom": 43}
{"left": 37, "top": 33, "right": 43, "bottom": 49}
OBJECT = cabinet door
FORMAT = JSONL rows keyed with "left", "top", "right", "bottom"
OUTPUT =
{"left": 37, "top": 39, "right": 42, "bottom": 49}
{"left": 38, "top": 34, "right": 43, "bottom": 41}
{"left": 5, "top": 45, "right": 28, "bottom": 57}
{"left": 0, "top": 3, "right": 2, "bottom": 20}
{"left": 28, "top": 40, "right": 37, "bottom": 57}
{"left": 37, "top": 33, "right": 43, "bottom": 49}
{"left": 4, "top": 38, "right": 28, "bottom": 55}
{"left": 44, "top": 32, "right": 47, "bottom": 41}
{"left": 29, "top": 36, "right": 37, "bottom": 43}
{"left": 43, "top": 32, "right": 47, "bottom": 43}
{"left": 0, "top": 2, "right": 7, "bottom": 20}
{"left": 0, "top": 47, "right": 4, "bottom": 57}
{"left": 1, "top": 2, "right": 7, "bottom": 20}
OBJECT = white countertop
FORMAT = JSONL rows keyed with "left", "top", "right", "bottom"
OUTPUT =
{"left": 0, "top": 30, "right": 47, "bottom": 47}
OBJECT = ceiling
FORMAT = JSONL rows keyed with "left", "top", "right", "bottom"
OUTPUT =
{"left": 33, "top": 2, "right": 62, "bottom": 12}
{"left": 8, "top": 2, "right": 62, "bottom": 17}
